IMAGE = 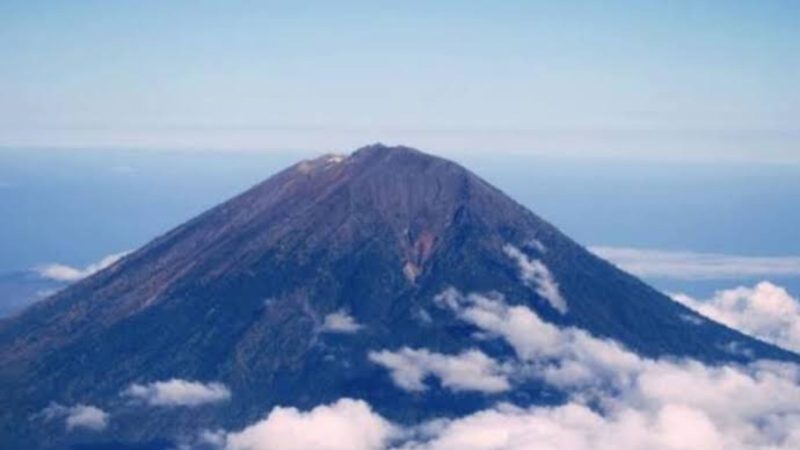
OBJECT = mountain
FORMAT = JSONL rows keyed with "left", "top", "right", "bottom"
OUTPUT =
{"left": 1, "top": 144, "right": 797, "bottom": 449}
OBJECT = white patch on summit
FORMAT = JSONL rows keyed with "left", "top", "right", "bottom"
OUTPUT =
{"left": 503, "top": 244, "right": 567, "bottom": 314}
{"left": 326, "top": 154, "right": 346, "bottom": 164}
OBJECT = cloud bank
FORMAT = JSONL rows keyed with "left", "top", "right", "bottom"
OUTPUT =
{"left": 36, "top": 283, "right": 800, "bottom": 449}
{"left": 434, "top": 288, "right": 642, "bottom": 389}
{"left": 36, "top": 251, "right": 129, "bottom": 282}
{"left": 199, "top": 287, "right": 800, "bottom": 450}
{"left": 591, "top": 246, "right": 800, "bottom": 280}
{"left": 207, "top": 361, "right": 800, "bottom": 450}
{"left": 123, "top": 379, "right": 231, "bottom": 407}
{"left": 673, "top": 282, "right": 800, "bottom": 353}
{"left": 223, "top": 398, "right": 396, "bottom": 450}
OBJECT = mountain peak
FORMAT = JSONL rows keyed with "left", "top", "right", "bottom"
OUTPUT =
{"left": 1, "top": 144, "right": 797, "bottom": 449}
{"left": 298, "top": 143, "right": 425, "bottom": 170}
{"left": 352, "top": 142, "right": 424, "bottom": 158}
{"left": 348, "top": 143, "right": 447, "bottom": 172}
{"left": 289, "top": 144, "right": 447, "bottom": 186}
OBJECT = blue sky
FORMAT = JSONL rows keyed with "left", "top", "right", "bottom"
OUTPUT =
{"left": 1, "top": 0, "right": 798, "bottom": 159}
{"left": 1, "top": 2, "right": 799, "bottom": 315}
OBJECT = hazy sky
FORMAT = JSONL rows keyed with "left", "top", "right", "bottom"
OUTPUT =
{"left": 1, "top": 0, "right": 798, "bottom": 159}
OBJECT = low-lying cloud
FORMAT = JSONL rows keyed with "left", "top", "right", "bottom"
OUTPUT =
{"left": 434, "top": 288, "right": 641, "bottom": 389}
{"left": 205, "top": 358, "right": 800, "bottom": 449}
{"left": 369, "top": 347, "right": 510, "bottom": 393}
{"left": 38, "top": 283, "right": 800, "bottom": 449}
{"left": 198, "top": 286, "right": 800, "bottom": 450}
{"left": 39, "top": 403, "right": 109, "bottom": 432}
{"left": 222, "top": 398, "right": 396, "bottom": 450}
{"left": 503, "top": 244, "right": 567, "bottom": 314}
{"left": 123, "top": 379, "right": 231, "bottom": 407}
{"left": 591, "top": 246, "right": 800, "bottom": 280}
{"left": 35, "top": 251, "right": 129, "bottom": 282}
{"left": 673, "top": 282, "right": 800, "bottom": 353}
{"left": 321, "top": 310, "right": 364, "bottom": 334}
{"left": 423, "top": 289, "right": 800, "bottom": 449}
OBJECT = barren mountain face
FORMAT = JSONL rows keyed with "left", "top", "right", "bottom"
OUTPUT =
{"left": 1, "top": 144, "right": 796, "bottom": 449}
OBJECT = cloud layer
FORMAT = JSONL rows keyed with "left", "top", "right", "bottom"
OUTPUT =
{"left": 223, "top": 399, "right": 396, "bottom": 450}
{"left": 123, "top": 379, "right": 231, "bottom": 407}
{"left": 590, "top": 246, "right": 800, "bottom": 280}
{"left": 673, "top": 282, "right": 800, "bottom": 353}
{"left": 31, "top": 278, "right": 800, "bottom": 449}
{"left": 200, "top": 287, "right": 800, "bottom": 450}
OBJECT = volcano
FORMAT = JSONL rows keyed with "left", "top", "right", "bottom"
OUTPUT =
{"left": 1, "top": 144, "right": 797, "bottom": 449}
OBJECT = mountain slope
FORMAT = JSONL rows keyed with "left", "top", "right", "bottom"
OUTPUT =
{"left": 1, "top": 144, "right": 797, "bottom": 449}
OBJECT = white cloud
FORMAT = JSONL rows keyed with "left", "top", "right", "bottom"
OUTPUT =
{"left": 64, "top": 405, "right": 109, "bottom": 432}
{"left": 590, "top": 246, "right": 800, "bottom": 280}
{"left": 397, "top": 401, "right": 734, "bottom": 450}
{"left": 123, "top": 379, "right": 231, "bottom": 407}
{"left": 200, "top": 290, "right": 800, "bottom": 450}
{"left": 223, "top": 398, "right": 396, "bottom": 450}
{"left": 673, "top": 282, "right": 800, "bottom": 353}
{"left": 35, "top": 251, "right": 129, "bottom": 282}
{"left": 166, "top": 288, "right": 800, "bottom": 450}
{"left": 369, "top": 348, "right": 511, "bottom": 393}
{"left": 321, "top": 310, "right": 364, "bottom": 334}
{"left": 423, "top": 288, "right": 800, "bottom": 449}
{"left": 434, "top": 288, "right": 640, "bottom": 389}
{"left": 210, "top": 357, "right": 800, "bottom": 450}
{"left": 40, "top": 403, "right": 109, "bottom": 432}
{"left": 503, "top": 244, "right": 567, "bottom": 314}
